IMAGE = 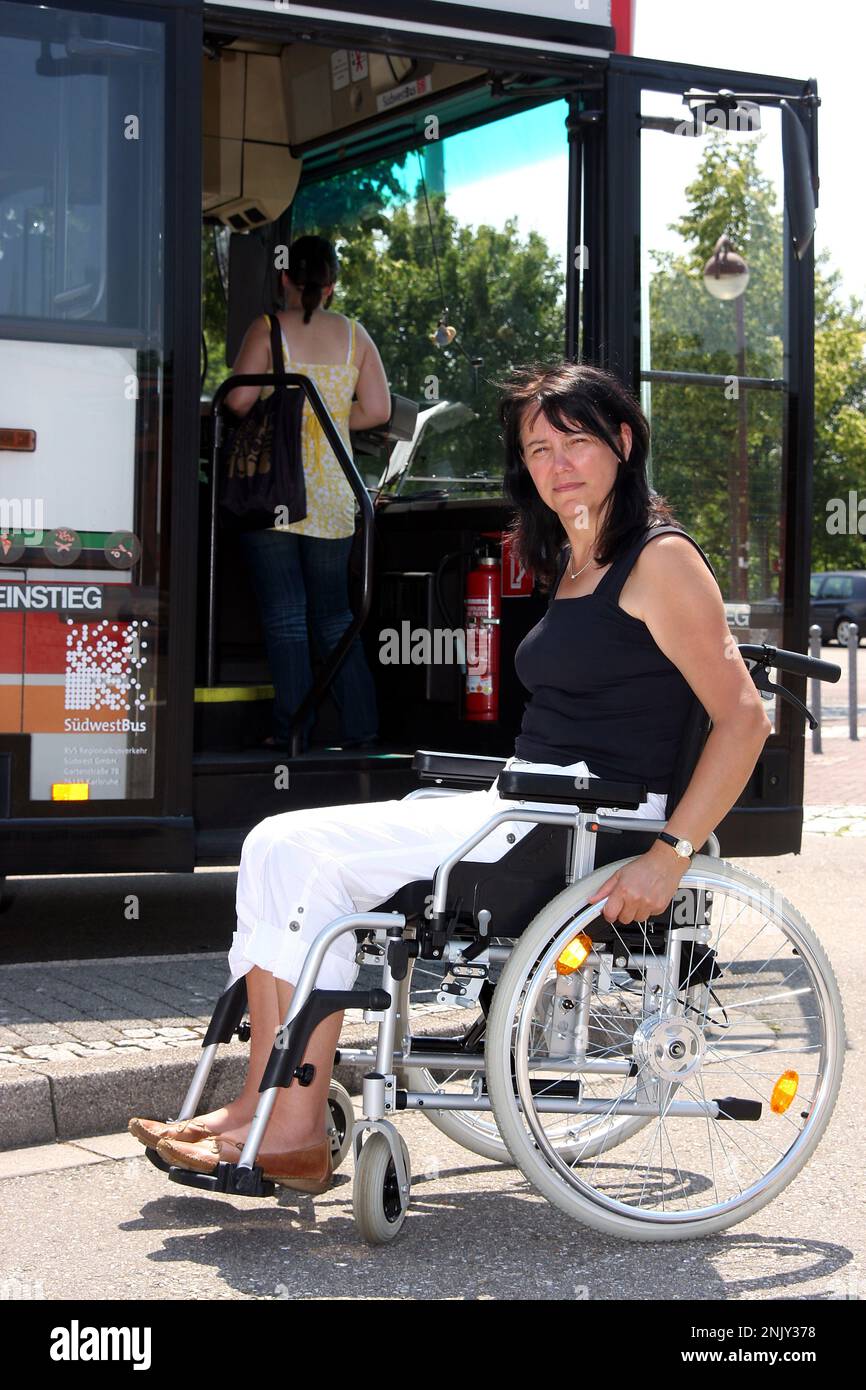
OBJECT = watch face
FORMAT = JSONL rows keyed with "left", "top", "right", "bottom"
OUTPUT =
{"left": 677, "top": 840, "right": 694, "bottom": 858}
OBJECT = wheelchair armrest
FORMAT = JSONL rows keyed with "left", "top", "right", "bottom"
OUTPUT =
{"left": 412, "top": 749, "right": 508, "bottom": 787}
{"left": 497, "top": 770, "right": 648, "bottom": 810}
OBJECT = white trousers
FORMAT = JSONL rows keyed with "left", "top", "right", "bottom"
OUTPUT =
{"left": 228, "top": 756, "right": 668, "bottom": 991}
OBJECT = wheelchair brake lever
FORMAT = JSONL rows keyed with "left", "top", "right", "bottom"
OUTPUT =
{"left": 749, "top": 662, "right": 817, "bottom": 730}
{"left": 428, "top": 895, "right": 465, "bottom": 959}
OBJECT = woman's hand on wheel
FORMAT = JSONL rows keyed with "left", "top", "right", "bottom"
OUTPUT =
{"left": 586, "top": 846, "right": 687, "bottom": 925}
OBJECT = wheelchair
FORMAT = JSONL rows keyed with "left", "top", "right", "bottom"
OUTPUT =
{"left": 147, "top": 643, "right": 846, "bottom": 1243}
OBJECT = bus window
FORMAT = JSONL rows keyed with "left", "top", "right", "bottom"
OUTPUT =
{"left": 289, "top": 99, "right": 570, "bottom": 497}
{"left": 0, "top": 4, "right": 164, "bottom": 332}
{"left": 0, "top": 2, "right": 167, "bottom": 804}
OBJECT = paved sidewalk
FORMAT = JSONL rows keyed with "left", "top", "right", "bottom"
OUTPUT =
{"left": 803, "top": 722, "right": 866, "bottom": 813}
{"left": 0, "top": 955, "right": 441, "bottom": 1069}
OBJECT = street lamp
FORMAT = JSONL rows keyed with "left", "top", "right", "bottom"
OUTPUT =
{"left": 702, "top": 233, "right": 749, "bottom": 300}
{"left": 703, "top": 234, "right": 750, "bottom": 602}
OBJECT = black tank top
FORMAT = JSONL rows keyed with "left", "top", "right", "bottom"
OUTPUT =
{"left": 513, "top": 523, "right": 716, "bottom": 793}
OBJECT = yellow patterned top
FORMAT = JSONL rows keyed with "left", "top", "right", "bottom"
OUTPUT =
{"left": 260, "top": 313, "right": 359, "bottom": 540}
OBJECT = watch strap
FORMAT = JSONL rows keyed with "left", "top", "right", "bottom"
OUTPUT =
{"left": 656, "top": 831, "right": 692, "bottom": 858}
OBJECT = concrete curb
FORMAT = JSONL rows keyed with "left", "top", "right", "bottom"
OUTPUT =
{"left": 0, "top": 1014, "right": 468, "bottom": 1151}
{"left": 0, "top": 1039, "right": 381, "bottom": 1152}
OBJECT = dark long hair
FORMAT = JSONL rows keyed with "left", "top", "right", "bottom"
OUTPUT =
{"left": 498, "top": 361, "right": 679, "bottom": 592}
{"left": 287, "top": 235, "right": 339, "bottom": 324}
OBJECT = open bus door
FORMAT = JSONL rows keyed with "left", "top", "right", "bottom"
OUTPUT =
{"left": 0, "top": 0, "right": 818, "bottom": 880}
{"left": 595, "top": 54, "right": 819, "bottom": 856}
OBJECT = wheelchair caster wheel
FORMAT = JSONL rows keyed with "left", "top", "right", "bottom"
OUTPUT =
{"left": 326, "top": 1081, "right": 354, "bottom": 1170}
{"left": 353, "top": 1132, "right": 411, "bottom": 1244}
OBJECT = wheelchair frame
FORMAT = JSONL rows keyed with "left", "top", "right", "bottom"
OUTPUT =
{"left": 156, "top": 764, "right": 720, "bottom": 1215}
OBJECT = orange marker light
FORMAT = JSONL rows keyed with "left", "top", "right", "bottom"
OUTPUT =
{"left": 770, "top": 1070, "right": 799, "bottom": 1114}
{"left": 51, "top": 783, "right": 89, "bottom": 801}
{"left": 556, "top": 932, "right": 592, "bottom": 976}
{"left": 0, "top": 427, "right": 36, "bottom": 451}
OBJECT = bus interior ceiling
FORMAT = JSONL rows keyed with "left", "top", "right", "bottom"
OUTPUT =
{"left": 195, "top": 28, "right": 575, "bottom": 834}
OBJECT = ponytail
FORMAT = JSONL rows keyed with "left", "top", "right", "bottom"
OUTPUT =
{"left": 300, "top": 280, "right": 322, "bottom": 324}
{"left": 288, "top": 235, "right": 339, "bottom": 325}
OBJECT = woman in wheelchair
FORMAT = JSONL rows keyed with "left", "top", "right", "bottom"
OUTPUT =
{"left": 129, "top": 360, "right": 774, "bottom": 1196}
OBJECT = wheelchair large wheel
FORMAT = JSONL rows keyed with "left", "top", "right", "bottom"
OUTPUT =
{"left": 485, "top": 855, "right": 846, "bottom": 1241}
{"left": 401, "top": 951, "right": 650, "bottom": 1165}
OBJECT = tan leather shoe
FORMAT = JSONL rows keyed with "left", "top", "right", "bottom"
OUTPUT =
{"left": 128, "top": 1116, "right": 217, "bottom": 1150}
{"left": 156, "top": 1133, "right": 333, "bottom": 1194}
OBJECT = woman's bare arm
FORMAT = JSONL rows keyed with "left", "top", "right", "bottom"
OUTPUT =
{"left": 588, "top": 533, "right": 772, "bottom": 923}
{"left": 349, "top": 322, "right": 391, "bottom": 432}
{"left": 224, "top": 316, "right": 272, "bottom": 418}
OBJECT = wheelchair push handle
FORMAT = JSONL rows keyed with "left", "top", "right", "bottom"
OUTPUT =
{"left": 739, "top": 641, "right": 842, "bottom": 730}
{"left": 738, "top": 641, "right": 841, "bottom": 684}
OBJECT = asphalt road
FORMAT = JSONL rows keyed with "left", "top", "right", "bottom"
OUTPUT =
{"left": 0, "top": 1095, "right": 861, "bottom": 1303}
{"left": 0, "top": 836, "right": 863, "bottom": 1302}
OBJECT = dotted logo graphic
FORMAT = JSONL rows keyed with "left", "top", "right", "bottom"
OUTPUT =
{"left": 64, "top": 619, "right": 149, "bottom": 713}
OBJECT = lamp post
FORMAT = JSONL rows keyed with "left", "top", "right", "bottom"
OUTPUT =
{"left": 703, "top": 234, "right": 750, "bottom": 602}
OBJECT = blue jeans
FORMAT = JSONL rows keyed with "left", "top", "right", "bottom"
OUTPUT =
{"left": 238, "top": 529, "right": 378, "bottom": 749}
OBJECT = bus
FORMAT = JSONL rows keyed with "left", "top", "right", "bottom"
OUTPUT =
{"left": 0, "top": 0, "right": 819, "bottom": 883}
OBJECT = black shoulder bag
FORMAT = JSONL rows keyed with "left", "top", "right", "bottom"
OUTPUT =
{"left": 218, "top": 313, "right": 307, "bottom": 532}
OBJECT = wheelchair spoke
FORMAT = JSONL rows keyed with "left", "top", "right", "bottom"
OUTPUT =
{"left": 488, "top": 865, "right": 845, "bottom": 1230}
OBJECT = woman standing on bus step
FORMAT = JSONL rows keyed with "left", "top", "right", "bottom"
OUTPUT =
{"left": 225, "top": 235, "right": 391, "bottom": 753}
{"left": 129, "top": 362, "right": 771, "bottom": 1194}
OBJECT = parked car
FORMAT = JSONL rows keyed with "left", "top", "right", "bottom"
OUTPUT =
{"left": 810, "top": 571, "right": 866, "bottom": 646}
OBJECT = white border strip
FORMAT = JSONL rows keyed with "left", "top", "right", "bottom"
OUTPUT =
{"left": 207, "top": 1, "right": 610, "bottom": 60}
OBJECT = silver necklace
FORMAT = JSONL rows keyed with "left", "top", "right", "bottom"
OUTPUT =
{"left": 568, "top": 546, "right": 596, "bottom": 581}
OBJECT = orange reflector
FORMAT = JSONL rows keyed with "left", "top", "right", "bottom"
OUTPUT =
{"left": 51, "top": 782, "right": 89, "bottom": 801}
{"left": 0, "top": 427, "right": 36, "bottom": 451}
{"left": 556, "top": 932, "right": 592, "bottom": 975}
{"left": 770, "top": 1070, "right": 799, "bottom": 1114}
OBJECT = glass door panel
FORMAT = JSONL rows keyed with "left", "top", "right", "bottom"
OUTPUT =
{"left": 640, "top": 92, "right": 788, "bottom": 691}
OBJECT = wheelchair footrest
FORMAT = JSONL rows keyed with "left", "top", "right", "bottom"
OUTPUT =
{"left": 167, "top": 1161, "right": 276, "bottom": 1197}
{"left": 143, "top": 1146, "right": 171, "bottom": 1174}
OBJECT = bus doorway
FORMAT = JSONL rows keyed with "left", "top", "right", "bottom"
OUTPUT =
{"left": 193, "top": 30, "right": 581, "bottom": 860}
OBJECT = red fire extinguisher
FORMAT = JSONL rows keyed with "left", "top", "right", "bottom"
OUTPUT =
{"left": 464, "top": 539, "right": 500, "bottom": 722}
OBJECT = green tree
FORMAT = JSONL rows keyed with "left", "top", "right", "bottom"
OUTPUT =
{"left": 333, "top": 189, "right": 563, "bottom": 480}
{"left": 812, "top": 259, "right": 866, "bottom": 569}
{"left": 201, "top": 223, "right": 229, "bottom": 400}
{"left": 648, "top": 133, "right": 866, "bottom": 599}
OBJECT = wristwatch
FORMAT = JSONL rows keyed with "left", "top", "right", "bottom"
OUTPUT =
{"left": 656, "top": 831, "right": 694, "bottom": 862}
